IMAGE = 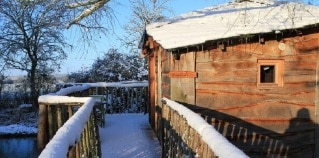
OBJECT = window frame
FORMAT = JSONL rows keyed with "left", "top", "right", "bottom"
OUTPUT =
{"left": 257, "top": 59, "right": 284, "bottom": 87}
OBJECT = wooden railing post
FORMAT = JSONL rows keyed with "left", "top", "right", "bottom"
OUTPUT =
{"left": 37, "top": 104, "right": 48, "bottom": 153}
{"left": 47, "top": 105, "right": 54, "bottom": 138}
{"left": 160, "top": 99, "right": 247, "bottom": 158}
{"left": 38, "top": 82, "right": 148, "bottom": 157}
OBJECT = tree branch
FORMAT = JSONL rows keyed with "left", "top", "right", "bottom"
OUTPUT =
{"left": 66, "top": 0, "right": 110, "bottom": 28}
{"left": 66, "top": 0, "right": 103, "bottom": 8}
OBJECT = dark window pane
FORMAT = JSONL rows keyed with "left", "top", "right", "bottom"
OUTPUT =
{"left": 260, "top": 65, "right": 275, "bottom": 83}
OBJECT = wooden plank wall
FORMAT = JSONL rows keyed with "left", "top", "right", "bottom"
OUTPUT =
{"left": 195, "top": 32, "right": 319, "bottom": 157}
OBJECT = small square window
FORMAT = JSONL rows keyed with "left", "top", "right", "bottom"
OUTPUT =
{"left": 257, "top": 60, "right": 284, "bottom": 87}
{"left": 260, "top": 65, "right": 275, "bottom": 83}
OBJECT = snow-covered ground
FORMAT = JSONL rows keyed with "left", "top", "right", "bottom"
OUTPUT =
{"left": 100, "top": 113, "right": 161, "bottom": 158}
{"left": 0, "top": 124, "right": 37, "bottom": 135}
{"left": 0, "top": 110, "right": 37, "bottom": 135}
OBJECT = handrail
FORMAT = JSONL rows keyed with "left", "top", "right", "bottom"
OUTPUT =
{"left": 160, "top": 98, "right": 249, "bottom": 158}
{"left": 37, "top": 84, "right": 101, "bottom": 157}
{"left": 38, "top": 97, "right": 98, "bottom": 158}
{"left": 37, "top": 81, "right": 149, "bottom": 157}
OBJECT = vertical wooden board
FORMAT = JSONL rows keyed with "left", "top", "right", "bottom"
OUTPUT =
{"left": 315, "top": 38, "right": 319, "bottom": 157}
{"left": 149, "top": 51, "right": 157, "bottom": 128}
{"left": 172, "top": 52, "right": 195, "bottom": 71}
{"left": 37, "top": 104, "right": 48, "bottom": 152}
{"left": 162, "top": 50, "right": 171, "bottom": 72}
{"left": 171, "top": 78, "right": 195, "bottom": 104}
{"left": 156, "top": 48, "right": 163, "bottom": 132}
{"left": 162, "top": 50, "right": 171, "bottom": 98}
{"left": 171, "top": 52, "right": 195, "bottom": 104}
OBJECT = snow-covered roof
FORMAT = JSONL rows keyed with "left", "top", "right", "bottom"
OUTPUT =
{"left": 146, "top": 0, "right": 319, "bottom": 50}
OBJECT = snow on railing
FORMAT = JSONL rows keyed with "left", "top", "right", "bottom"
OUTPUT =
{"left": 162, "top": 98, "right": 249, "bottom": 158}
{"left": 38, "top": 81, "right": 149, "bottom": 157}
{"left": 55, "top": 81, "right": 148, "bottom": 95}
{"left": 37, "top": 84, "right": 104, "bottom": 157}
{"left": 38, "top": 97, "right": 97, "bottom": 158}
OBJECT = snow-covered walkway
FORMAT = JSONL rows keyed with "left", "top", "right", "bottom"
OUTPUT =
{"left": 99, "top": 113, "right": 162, "bottom": 158}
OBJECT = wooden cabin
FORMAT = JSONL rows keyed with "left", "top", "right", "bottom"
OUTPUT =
{"left": 140, "top": 0, "right": 319, "bottom": 157}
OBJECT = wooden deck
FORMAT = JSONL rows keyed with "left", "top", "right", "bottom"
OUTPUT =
{"left": 100, "top": 113, "right": 161, "bottom": 158}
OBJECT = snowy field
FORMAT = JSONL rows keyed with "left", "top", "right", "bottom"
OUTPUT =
{"left": 100, "top": 113, "right": 161, "bottom": 158}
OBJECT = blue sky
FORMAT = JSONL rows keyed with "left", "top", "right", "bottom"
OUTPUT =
{"left": 58, "top": 0, "right": 230, "bottom": 75}
{"left": 6, "top": 0, "right": 318, "bottom": 76}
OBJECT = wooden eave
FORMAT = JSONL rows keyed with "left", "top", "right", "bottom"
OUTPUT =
{"left": 164, "top": 25, "right": 319, "bottom": 54}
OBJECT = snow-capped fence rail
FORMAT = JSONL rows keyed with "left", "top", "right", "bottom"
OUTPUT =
{"left": 37, "top": 81, "right": 149, "bottom": 157}
{"left": 38, "top": 97, "right": 101, "bottom": 158}
{"left": 56, "top": 81, "right": 149, "bottom": 113}
{"left": 160, "top": 98, "right": 249, "bottom": 158}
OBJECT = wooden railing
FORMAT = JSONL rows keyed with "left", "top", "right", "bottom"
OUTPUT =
{"left": 37, "top": 95, "right": 102, "bottom": 158}
{"left": 37, "top": 81, "right": 148, "bottom": 157}
{"left": 158, "top": 98, "right": 249, "bottom": 158}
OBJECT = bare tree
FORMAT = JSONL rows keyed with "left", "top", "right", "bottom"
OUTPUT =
{"left": 123, "top": 0, "right": 171, "bottom": 53}
{"left": 0, "top": 0, "right": 69, "bottom": 108}
{"left": 0, "top": 0, "right": 113, "bottom": 108}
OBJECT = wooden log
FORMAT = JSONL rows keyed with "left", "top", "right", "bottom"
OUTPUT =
{"left": 57, "top": 105, "right": 63, "bottom": 128}
{"left": 93, "top": 109, "right": 102, "bottom": 157}
{"left": 80, "top": 130, "right": 86, "bottom": 157}
{"left": 37, "top": 104, "right": 48, "bottom": 152}
{"left": 68, "top": 146, "right": 76, "bottom": 158}
{"left": 82, "top": 126, "right": 88, "bottom": 157}
{"left": 76, "top": 142, "right": 80, "bottom": 158}
{"left": 47, "top": 105, "right": 55, "bottom": 138}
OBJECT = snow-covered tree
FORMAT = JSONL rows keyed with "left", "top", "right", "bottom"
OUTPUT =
{"left": 91, "top": 49, "right": 147, "bottom": 82}
{"left": 68, "top": 68, "right": 92, "bottom": 83}
{"left": 68, "top": 48, "right": 148, "bottom": 82}
{"left": 0, "top": 0, "right": 113, "bottom": 108}
{"left": 123, "top": 0, "right": 171, "bottom": 53}
{"left": 0, "top": 0, "right": 69, "bottom": 107}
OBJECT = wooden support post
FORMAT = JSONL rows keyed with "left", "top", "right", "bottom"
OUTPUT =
{"left": 68, "top": 104, "right": 76, "bottom": 158}
{"left": 57, "top": 105, "right": 63, "bottom": 128}
{"left": 76, "top": 142, "right": 80, "bottom": 158}
{"left": 37, "top": 104, "right": 48, "bottom": 153}
{"left": 68, "top": 146, "right": 76, "bottom": 158}
{"left": 315, "top": 43, "right": 319, "bottom": 157}
{"left": 47, "top": 105, "right": 54, "bottom": 138}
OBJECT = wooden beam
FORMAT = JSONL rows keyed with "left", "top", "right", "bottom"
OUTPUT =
{"left": 169, "top": 71, "right": 198, "bottom": 78}
{"left": 315, "top": 37, "right": 319, "bottom": 157}
{"left": 148, "top": 37, "right": 154, "bottom": 49}
{"left": 37, "top": 104, "right": 48, "bottom": 152}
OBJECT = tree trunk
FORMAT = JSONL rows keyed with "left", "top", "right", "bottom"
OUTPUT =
{"left": 30, "top": 61, "right": 39, "bottom": 109}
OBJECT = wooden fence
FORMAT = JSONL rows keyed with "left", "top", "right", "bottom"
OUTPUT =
{"left": 158, "top": 98, "right": 248, "bottom": 158}
{"left": 37, "top": 97, "right": 102, "bottom": 158}
{"left": 37, "top": 81, "right": 149, "bottom": 157}
{"left": 105, "top": 86, "right": 148, "bottom": 113}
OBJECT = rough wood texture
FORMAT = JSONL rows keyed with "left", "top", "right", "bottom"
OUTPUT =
{"left": 146, "top": 28, "right": 319, "bottom": 157}
{"left": 193, "top": 32, "right": 319, "bottom": 157}
{"left": 148, "top": 49, "right": 157, "bottom": 129}
{"left": 161, "top": 50, "right": 171, "bottom": 99}
{"left": 37, "top": 88, "right": 103, "bottom": 157}
{"left": 160, "top": 103, "right": 216, "bottom": 158}
{"left": 37, "top": 104, "right": 48, "bottom": 152}
{"left": 171, "top": 52, "right": 196, "bottom": 104}
{"left": 168, "top": 71, "right": 197, "bottom": 78}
